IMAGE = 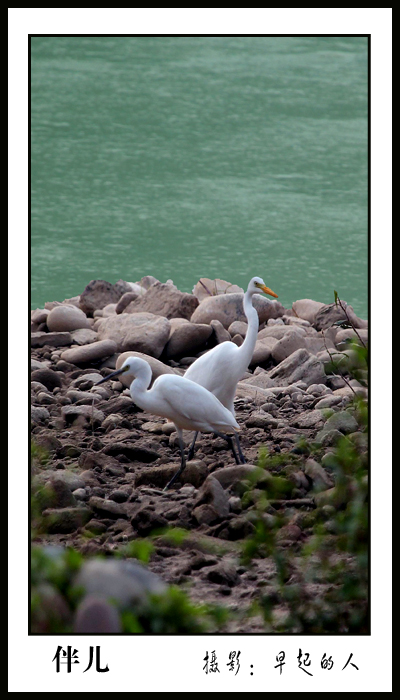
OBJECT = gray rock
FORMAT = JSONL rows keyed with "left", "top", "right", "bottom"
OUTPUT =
{"left": 31, "top": 331, "right": 72, "bottom": 348}
{"left": 61, "top": 404, "right": 105, "bottom": 426}
{"left": 115, "top": 291, "right": 139, "bottom": 314}
{"left": 204, "top": 561, "right": 239, "bottom": 587}
{"left": 304, "top": 459, "right": 334, "bottom": 492}
{"left": 74, "top": 558, "right": 167, "bottom": 607}
{"left": 271, "top": 331, "right": 307, "bottom": 364}
{"left": 194, "top": 475, "right": 230, "bottom": 519}
{"left": 31, "top": 406, "right": 50, "bottom": 424}
{"left": 191, "top": 292, "right": 284, "bottom": 329}
{"left": 335, "top": 327, "right": 368, "bottom": 347}
{"left": 164, "top": 322, "right": 212, "bottom": 359}
{"left": 324, "top": 410, "right": 359, "bottom": 435}
{"left": 228, "top": 321, "right": 248, "bottom": 337}
{"left": 211, "top": 464, "right": 267, "bottom": 489}
{"left": 125, "top": 281, "right": 198, "bottom": 320}
{"left": 73, "top": 595, "right": 122, "bottom": 633}
{"left": 291, "top": 409, "right": 325, "bottom": 429}
{"left": 314, "top": 302, "right": 368, "bottom": 332}
{"left": 210, "top": 319, "right": 231, "bottom": 344}
{"left": 61, "top": 340, "right": 117, "bottom": 365}
{"left": 246, "top": 412, "right": 279, "bottom": 428}
{"left": 96, "top": 312, "right": 170, "bottom": 357}
{"left": 70, "top": 328, "right": 98, "bottom": 345}
{"left": 42, "top": 506, "right": 92, "bottom": 533}
{"left": 314, "top": 395, "right": 343, "bottom": 409}
{"left": 31, "top": 368, "right": 63, "bottom": 391}
{"left": 47, "top": 305, "right": 91, "bottom": 332}
{"left": 268, "top": 348, "right": 326, "bottom": 387}
{"left": 88, "top": 496, "right": 128, "bottom": 519}
{"left": 250, "top": 336, "right": 279, "bottom": 365}
{"left": 79, "top": 279, "right": 128, "bottom": 316}
{"left": 292, "top": 299, "right": 325, "bottom": 324}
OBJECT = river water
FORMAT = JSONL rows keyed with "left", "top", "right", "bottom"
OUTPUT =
{"left": 31, "top": 36, "right": 368, "bottom": 318}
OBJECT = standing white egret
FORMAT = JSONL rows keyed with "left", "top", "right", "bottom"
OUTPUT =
{"left": 97, "top": 356, "right": 239, "bottom": 490}
{"left": 184, "top": 276, "right": 278, "bottom": 463}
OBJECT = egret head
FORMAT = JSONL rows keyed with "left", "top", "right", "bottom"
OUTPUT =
{"left": 96, "top": 356, "right": 148, "bottom": 385}
{"left": 247, "top": 276, "right": 278, "bottom": 298}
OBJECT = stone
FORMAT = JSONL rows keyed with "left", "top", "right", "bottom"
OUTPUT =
{"left": 47, "top": 305, "right": 91, "bottom": 332}
{"left": 31, "top": 406, "right": 50, "bottom": 424}
{"left": 235, "top": 381, "right": 277, "bottom": 404}
{"left": 250, "top": 337, "right": 279, "bottom": 365}
{"left": 191, "top": 293, "right": 284, "bottom": 329}
{"left": 211, "top": 464, "right": 267, "bottom": 489}
{"left": 61, "top": 404, "right": 105, "bottom": 427}
{"left": 164, "top": 322, "right": 213, "bottom": 359}
{"left": 31, "top": 368, "right": 63, "bottom": 391}
{"left": 268, "top": 349, "right": 326, "bottom": 387}
{"left": 314, "top": 302, "right": 368, "bottom": 332}
{"left": 115, "top": 292, "right": 139, "bottom": 314}
{"left": 31, "top": 331, "right": 72, "bottom": 348}
{"left": 210, "top": 319, "right": 231, "bottom": 344}
{"left": 42, "top": 506, "right": 92, "bottom": 533}
{"left": 60, "top": 340, "right": 117, "bottom": 365}
{"left": 79, "top": 279, "right": 129, "bottom": 316}
{"left": 228, "top": 321, "right": 248, "bottom": 337}
{"left": 88, "top": 496, "right": 128, "bottom": 519}
{"left": 271, "top": 332, "right": 307, "bottom": 364}
{"left": 73, "top": 595, "right": 122, "bottom": 633}
{"left": 125, "top": 281, "right": 198, "bottom": 320}
{"left": 193, "top": 475, "right": 230, "bottom": 519}
{"left": 70, "top": 328, "right": 98, "bottom": 345}
{"left": 246, "top": 412, "right": 279, "bottom": 429}
{"left": 292, "top": 299, "right": 325, "bottom": 324}
{"left": 258, "top": 325, "right": 306, "bottom": 340}
{"left": 31, "top": 308, "right": 50, "bottom": 324}
{"left": 304, "top": 459, "right": 334, "bottom": 492}
{"left": 96, "top": 312, "right": 170, "bottom": 357}
{"left": 324, "top": 410, "right": 359, "bottom": 435}
{"left": 335, "top": 328, "right": 368, "bottom": 347}
{"left": 291, "top": 409, "right": 325, "bottom": 429}
{"left": 204, "top": 561, "right": 239, "bottom": 587}
{"left": 192, "top": 277, "right": 244, "bottom": 302}
{"left": 314, "top": 395, "right": 343, "bottom": 409}
{"left": 73, "top": 558, "right": 167, "bottom": 607}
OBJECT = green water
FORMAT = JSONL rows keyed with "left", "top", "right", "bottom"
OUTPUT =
{"left": 31, "top": 36, "right": 368, "bottom": 318}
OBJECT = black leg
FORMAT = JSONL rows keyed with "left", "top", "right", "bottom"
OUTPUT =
{"left": 213, "top": 431, "right": 241, "bottom": 465}
{"left": 163, "top": 434, "right": 187, "bottom": 491}
{"left": 234, "top": 433, "right": 247, "bottom": 464}
{"left": 187, "top": 431, "right": 198, "bottom": 462}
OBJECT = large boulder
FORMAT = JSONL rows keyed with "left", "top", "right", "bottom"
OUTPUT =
{"left": 314, "top": 302, "right": 368, "bottom": 331}
{"left": 79, "top": 280, "right": 131, "bottom": 316}
{"left": 268, "top": 348, "right": 326, "bottom": 387}
{"left": 292, "top": 299, "right": 325, "bottom": 324}
{"left": 61, "top": 339, "right": 117, "bottom": 364}
{"left": 96, "top": 312, "right": 171, "bottom": 357}
{"left": 163, "top": 322, "right": 213, "bottom": 359}
{"left": 124, "top": 281, "right": 198, "bottom": 320}
{"left": 191, "top": 293, "right": 285, "bottom": 329}
{"left": 192, "top": 277, "right": 244, "bottom": 303}
{"left": 47, "top": 304, "right": 91, "bottom": 332}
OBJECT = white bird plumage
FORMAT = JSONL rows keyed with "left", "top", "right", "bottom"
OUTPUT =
{"left": 184, "top": 276, "right": 278, "bottom": 463}
{"left": 97, "top": 356, "right": 239, "bottom": 489}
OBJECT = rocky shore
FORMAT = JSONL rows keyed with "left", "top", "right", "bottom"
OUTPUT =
{"left": 31, "top": 275, "right": 368, "bottom": 634}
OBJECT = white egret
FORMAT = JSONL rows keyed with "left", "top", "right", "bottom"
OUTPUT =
{"left": 184, "top": 276, "right": 278, "bottom": 463}
{"left": 97, "top": 356, "right": 239, "bottom": 490}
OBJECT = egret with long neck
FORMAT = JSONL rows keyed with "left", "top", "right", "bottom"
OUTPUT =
{"left": 97, "top": 356, "right": 239, "bottom": 490}
{"left": 184, "top": 276, "right": 278, "bottom": 463}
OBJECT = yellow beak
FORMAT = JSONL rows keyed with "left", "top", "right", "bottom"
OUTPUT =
{"left": 260, "top": 284, "right": 278, "bottom": 298}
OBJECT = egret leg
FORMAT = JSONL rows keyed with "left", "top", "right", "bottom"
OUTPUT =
{"left": 187, "top": 431, "right": 199, "bottom": 462}
{"left": 213, "top": 431, "right": 240, "bottom": 465}
{"left": 163, "top": 430, "right": 187, "bottom": 491}
{"left": 234, "top": 433, "right": 247, "bottom": 464}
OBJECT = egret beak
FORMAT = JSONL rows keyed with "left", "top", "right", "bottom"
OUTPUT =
{"left": 96, "top": 367, "right": 127, "bottom": 385}
{"left": 260, "top": 284, "right": 278, "bottom": 298}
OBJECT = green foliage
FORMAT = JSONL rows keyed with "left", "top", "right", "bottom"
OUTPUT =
{"left": 240, "top": 395, "right": 369, "bottom": 633}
